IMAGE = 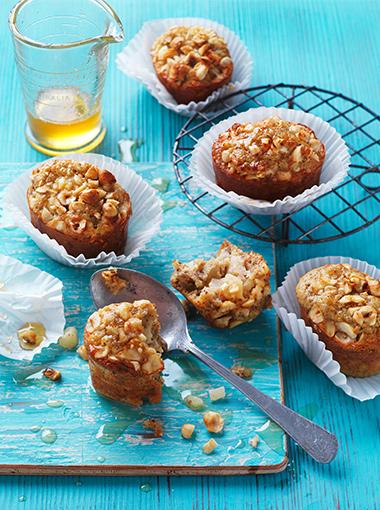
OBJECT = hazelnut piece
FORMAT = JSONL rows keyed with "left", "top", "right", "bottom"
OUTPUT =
{"left": 181, "top": 423, "right": 195, "bottom": 439}
{"left": 43, "top": 368, "right": 61, "bottom": 381}
{"left": 98, "top": 169, "right": 116, "bottom": 191}
{"left": 203, "top": 411, "right": 224, "bottom": 433}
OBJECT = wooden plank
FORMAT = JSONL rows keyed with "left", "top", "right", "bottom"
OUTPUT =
{"left": 0, "top": 162, "right": 286, "bottom": 475}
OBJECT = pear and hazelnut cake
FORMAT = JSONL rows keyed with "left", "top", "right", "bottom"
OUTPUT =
{"left": 296, "top": 264, "right": 380, "bottom": 377}
{"left": 171, "top": 241, "right": 271, "bottom": 328}
{"left": 27, "top": 159, "right": 132, "bottom": 258}
{"left": 84, "top": 300, "right": 164, "bottom": 406}
{"left": 151, "top": 25, "right": 233, "bottom": 104}
{"left": 212, "top": 116, "right": 325, "bottom": 202}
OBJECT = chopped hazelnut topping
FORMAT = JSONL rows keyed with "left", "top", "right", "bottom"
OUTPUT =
{"left": 212, "top": 117, "right": 325, "bottom": 181}
{"left": 27, "top": 160, "right": 132, "bottom": 239}
{"left": 151, "top": 25, "right": 232, "bottom": 87}
{"left": 84, "top": 301, "right": 164, "bottom": 376}
{"left": 296, "top": 264, "right": 380, "bottom": 345}
{"left": 203, "top": 411, "right": 224, "bottom": 433}
{"left": 181, "top": 423, "right": 195, "bottom": 439}
{"left": 43, "top": 368, "right": 61, "bottom": 381}
{"left": 203, "top": 438, "right": 218, "bottom": 454}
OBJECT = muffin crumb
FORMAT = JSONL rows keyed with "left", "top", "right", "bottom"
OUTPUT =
{"left": 143, "top": 419, "right": 164, "bottom": 438}
{"left": 102, "top": 268, "right": 127, "bottom": 295}
{"left": 231, "top": 364, "right": 253, "bottom": 379}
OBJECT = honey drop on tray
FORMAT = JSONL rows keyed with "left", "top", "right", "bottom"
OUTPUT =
{"left": 17, "top": 322, "right": 46, "bottom": 350}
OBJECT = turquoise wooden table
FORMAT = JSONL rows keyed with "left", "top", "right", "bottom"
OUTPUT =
{"left": 0, "top": 0, "right": 379, "bottom": 508}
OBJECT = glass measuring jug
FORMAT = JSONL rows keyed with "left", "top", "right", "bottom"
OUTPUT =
{"left": 9, "top": 0, "right": 124, "bottom": 155}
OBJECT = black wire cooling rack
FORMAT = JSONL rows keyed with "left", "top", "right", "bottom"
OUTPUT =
{"left": 173, "top": 84, "right": 380, "bottom": 244}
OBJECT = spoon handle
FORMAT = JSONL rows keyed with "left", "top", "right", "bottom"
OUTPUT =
{"left": 186, "top": 342, "right": 338, "bottom": 464}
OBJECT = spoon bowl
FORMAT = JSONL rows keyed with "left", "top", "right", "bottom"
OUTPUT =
{"left": 91, "top": 268, "right": 188, "bottom": 351}
{"left": 90, "top": 268, "right": 338, "bottom": 464}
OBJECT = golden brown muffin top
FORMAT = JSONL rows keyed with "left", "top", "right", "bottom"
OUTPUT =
{"left": 212, "top": 116, "right": 325, "bottom": 181}
{"left": 296, "top": 264, "right": 380, "bottom": 344}
{"left": 151, "top": 25, "right": 233, "bottom": 87}
{"left": 27, "top": 159, "right": 132, "bottom": 238}
{"left": 85, "top": 300, "right": 164, "bottom": 375}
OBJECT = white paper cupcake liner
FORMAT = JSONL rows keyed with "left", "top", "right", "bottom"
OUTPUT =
{"left": 272, "top": 256, "right": 380, "bottom": 401}
{"left": 116, "top": 17, "right": 253, "bottom": 117}
{"left": 2, "top": 153, "right": 162, "bottom": 268}
{"left": 0, "top": 254, "right": 65, "bottom": 361}
{"left": 190, "top": 107, "right": 350, "bottom": 215}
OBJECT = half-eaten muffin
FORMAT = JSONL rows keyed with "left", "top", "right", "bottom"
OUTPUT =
{"left": 84, "top": 300, "right": 164, "bottom": 406}
{"left": 212, "top": 116, "right": 325, "bottom": 202}
{"left": 296, "top": 263, "right": 380, "bottom": 377}
{"left": 151, "top": 25, "right": 233, "bottom": 104}
{"left": 171, "top": 241, "right": 271, "bottom": 328}
{"left": 27, "top": 159, "right": 132, "bottom": 258}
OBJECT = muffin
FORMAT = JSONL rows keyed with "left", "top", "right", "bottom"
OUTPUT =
{"left": 27, "top": 159, "right": 132, "bottom": 258}
{"left": 151, "top": 25, "right": 233, "bottom": 104}
{"left": 212, "top": 116, "right": 326, "bottom": 202}
{"left": 171, "top": 240, "right": 271, "bottom": 328}
{"left": 296, "top": 264, "right": 380, "bottom": 377}
{"left": 84, "top": 300, "right": 164, "bottom": 406}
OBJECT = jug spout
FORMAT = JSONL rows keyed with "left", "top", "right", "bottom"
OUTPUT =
{"left": 100, "top": 22, "right": 124, "bottom": 45}
{"left": 9, "top": 0, "right": 124, "bottom": 49}
{"left": 97, "top": 0, "right": 125, "bottom": 45}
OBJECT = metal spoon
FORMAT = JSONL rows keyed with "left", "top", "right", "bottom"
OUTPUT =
{"left": 90, "top": 268, "right": 338, "bottom": 464}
